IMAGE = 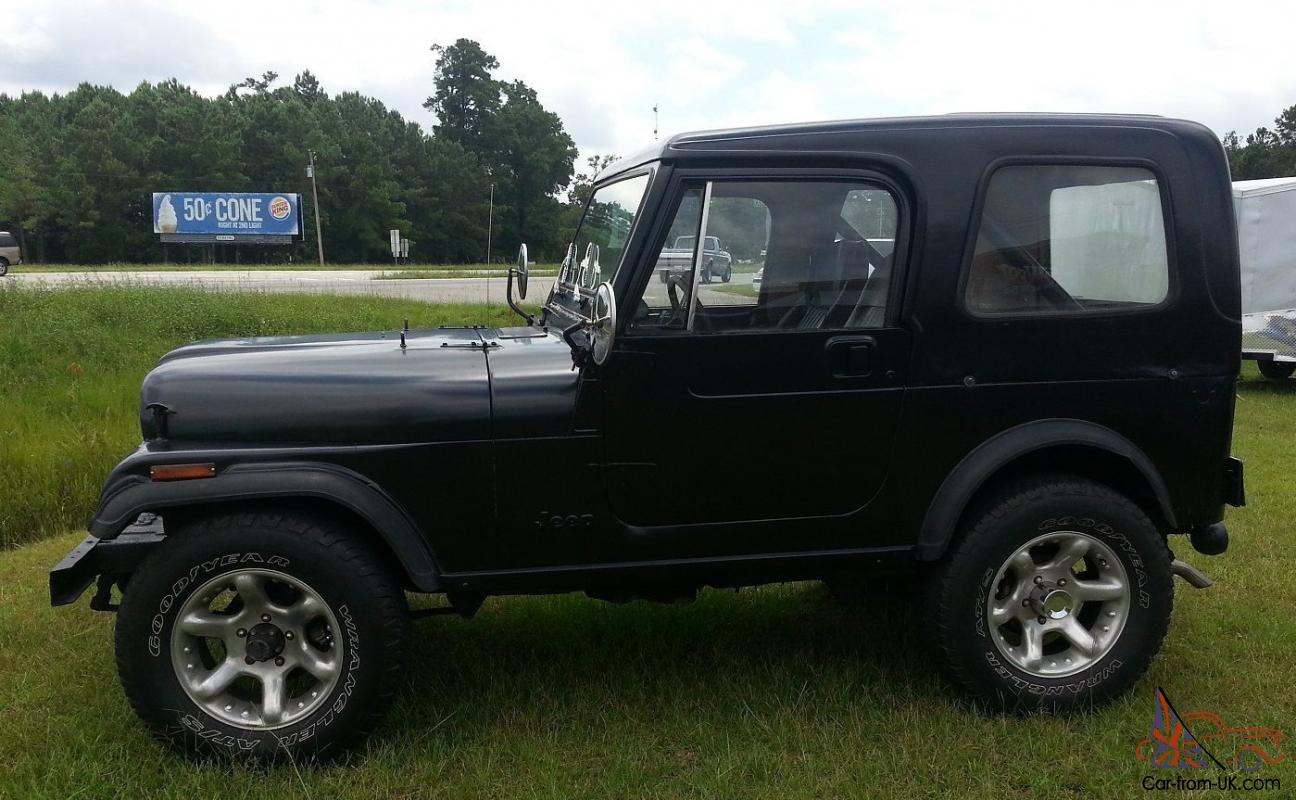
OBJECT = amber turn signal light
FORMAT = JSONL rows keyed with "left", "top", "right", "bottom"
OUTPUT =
{"left": 149, "top": 463, "right": 217, "bottom": 482}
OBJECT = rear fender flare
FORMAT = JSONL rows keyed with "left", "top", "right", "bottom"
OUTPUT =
{"left": 915, "top": 419, "right": 1176, "bottom": 560}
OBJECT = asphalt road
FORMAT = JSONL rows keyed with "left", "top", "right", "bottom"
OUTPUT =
{"left": 7, "top": 269, "right": 758, "bottom": 305}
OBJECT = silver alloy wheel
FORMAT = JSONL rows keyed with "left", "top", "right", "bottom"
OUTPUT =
{"left": 170, "top": 568, "right": 343, "bottom": 730}
{"left": 985, "top": 531, "right": 1130, "bottom": 678}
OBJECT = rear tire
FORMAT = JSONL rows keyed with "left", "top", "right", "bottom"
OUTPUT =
{"left": 0, "top": 258, "right": 9, "bottom": 277}
{"left": 1258, "top": 360, "right": 1295, "bottom": 381}
{"left": 924, "top": 475, "right": 1171, "bottom": 713}
{"left": 115, "top": 509, "right": 410, "bottom": 761}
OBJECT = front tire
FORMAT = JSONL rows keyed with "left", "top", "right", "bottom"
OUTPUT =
{"left": 115, "top": 509, "right": 410, "bottom": 761}
{"left": 925, "top": 475, "right": 1171, "bottom": 712}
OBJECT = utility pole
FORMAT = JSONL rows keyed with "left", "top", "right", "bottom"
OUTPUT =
{"left": 486, "top": 182, "right": 494, "bottom": 264}
{"left": 653, "top": 103, "right": 659, "bottom": 140}
{"left": 307, "top": 149, "right": 325, "bottom": 266}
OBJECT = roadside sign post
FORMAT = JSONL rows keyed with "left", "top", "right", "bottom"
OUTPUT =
{"left": 390, "top": 229, "right": 401, "bottom": 267}
{"left": 401, "top": 239, "right": 410, "bottom": 265}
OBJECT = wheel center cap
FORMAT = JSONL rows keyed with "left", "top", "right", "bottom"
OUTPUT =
{"left": 245, "top": 622, "right": 286, "bottom": 662}
{"left": 1040, "top": 589, "right": 1074, "bottom": 619}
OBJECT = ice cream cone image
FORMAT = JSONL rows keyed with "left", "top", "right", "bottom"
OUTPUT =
{"left": 158, "top": 194, "right": 178, "bottom": 233}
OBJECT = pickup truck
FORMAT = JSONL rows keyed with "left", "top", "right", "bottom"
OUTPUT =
{"left": 655, "top": 234, "right": 732, "bottom": 283}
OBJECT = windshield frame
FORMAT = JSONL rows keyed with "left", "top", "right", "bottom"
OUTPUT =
{"left": 555, "top": 166, "right": 656, "bottom": 299}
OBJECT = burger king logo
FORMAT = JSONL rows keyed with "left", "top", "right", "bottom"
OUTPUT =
{"left": 268, "top": 196, "right": 292, "bottom": 221}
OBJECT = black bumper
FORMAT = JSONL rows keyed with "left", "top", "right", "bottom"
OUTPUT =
{"left": 49, "top": 531, "right": 165, "bottom": 607}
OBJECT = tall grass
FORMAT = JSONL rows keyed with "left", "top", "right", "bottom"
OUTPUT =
{"left": 0, "top": 284, "right": 519, "bottom": 548}
{"left": 14, "top": 262, "right": 555, "bottom": 274}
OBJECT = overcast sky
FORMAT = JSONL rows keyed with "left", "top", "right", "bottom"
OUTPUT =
{"left": 4, "top": 0, "right": 1296, "bottom": 164}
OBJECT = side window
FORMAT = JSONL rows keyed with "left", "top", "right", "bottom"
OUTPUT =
{"left": 965, "top": 165, "right": 1170, "bottom": 315}
{"left": 630, "top": 187, "right": 704, "bottom": 331}
{"left": 630, "top": 180, "right": 900, "bottom": 333}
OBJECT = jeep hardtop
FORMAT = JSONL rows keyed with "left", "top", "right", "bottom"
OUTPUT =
{"left": 51, "top": 113, "right": 1244, "bottom": 761}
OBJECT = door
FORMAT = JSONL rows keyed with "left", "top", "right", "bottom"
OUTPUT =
{"left": 602, "top": 176, "right": 912, "bottom": 551}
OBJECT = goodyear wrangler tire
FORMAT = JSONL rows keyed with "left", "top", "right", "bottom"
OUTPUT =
{"left": 925, "top": 475, "right": 1172, "bottom": 713}
{"left": 115, "top": 510, "right": 410, "bottom": 761}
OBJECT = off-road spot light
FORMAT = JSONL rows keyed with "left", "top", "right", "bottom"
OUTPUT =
{"left": 149, "top": 463, "right": 217, "bottom": 482}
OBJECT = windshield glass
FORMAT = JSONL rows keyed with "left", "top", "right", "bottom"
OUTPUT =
{"left": 560, "top": 173, "right": 651, "bottom": 292}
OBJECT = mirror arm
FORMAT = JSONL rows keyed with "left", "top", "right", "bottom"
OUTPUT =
{"left": 561, "top": 320, "right": 592, "bottom": 370}
{"left": 505, "top": 268, "right": 536, "bottom": 326}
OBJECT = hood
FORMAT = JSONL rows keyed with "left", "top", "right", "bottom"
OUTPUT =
{"left": 141, "top": 327, "right": 494, "bottom": 444}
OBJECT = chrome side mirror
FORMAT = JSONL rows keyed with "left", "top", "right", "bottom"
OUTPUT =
{"left": 560, "top": 281, "right": 617, "bottom": 368}
{"left": 515, "top": 243, "right": 530, "bottom": 299}
{"left": 591, "top": 282, "right": 617, "bottom": 365}
{"left": 507, "top": 243, "right": 535, "bottom": 325}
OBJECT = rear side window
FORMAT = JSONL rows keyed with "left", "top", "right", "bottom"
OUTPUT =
{"left": 0, "top": 233, "right": 17, "bottom": 247}
{"left": 965, "top": 165, "right": 1170, "bottom": 315}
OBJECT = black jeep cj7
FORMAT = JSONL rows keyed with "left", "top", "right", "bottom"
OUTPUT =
{"left": 52, "top": 114, "right": 1244, "bottom": 761}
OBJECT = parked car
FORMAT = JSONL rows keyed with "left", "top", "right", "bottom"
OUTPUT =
{"left": 51, "top": 114, "right": 1243, "bottom": 762}
{"left": 656, "top": 234, "right": 732, "bottom": 283}
{"left": 0, "top": 231, "right": 21, "bottom": 275}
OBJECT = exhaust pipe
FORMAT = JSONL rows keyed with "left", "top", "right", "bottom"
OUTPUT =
{"left": 1171, "top": 559, "right": 1214, "bottom": 589}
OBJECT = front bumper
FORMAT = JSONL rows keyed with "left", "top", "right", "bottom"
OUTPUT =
{"left": 49, "top": 527, "right": 164, "bottom": 607}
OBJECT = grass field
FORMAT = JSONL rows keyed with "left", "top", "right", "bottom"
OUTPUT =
{"left": 13, "top": 262, "right": 543, "bottom": 274}
{"left": 0, "top": 285, "right": 521, "bottom": 550}
{"left": 713, "top": 283, "right": 759, "bottom": 298}
{"left": 1, "top": 285, "right": 1293, "bottom": 798}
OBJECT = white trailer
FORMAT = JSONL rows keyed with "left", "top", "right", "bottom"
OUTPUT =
{"left": 1236, "top": 176, "right": 1296, "bottom": 379}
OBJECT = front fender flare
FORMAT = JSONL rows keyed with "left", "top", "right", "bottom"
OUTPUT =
{"left": 915, "top": 419, "right": 1177, "bottom": 561}
{"left": 91, "top": 461, "right": 440, "bottom": 591}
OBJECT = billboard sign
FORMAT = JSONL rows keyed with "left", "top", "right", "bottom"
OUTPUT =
{"left": 153, "top": 192, "right": 301, "bottom": 237}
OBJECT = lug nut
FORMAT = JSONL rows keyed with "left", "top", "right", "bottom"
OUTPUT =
{"left": 1033, "top": 576, "right": 1044, "bottom": 585}
{"left": 1098, "top": 559, "right": 1108, "bottom": 568}
{"left": 1057, "top": 578, "right": 1067, "bottom": 587}
{"left": 261, "top": 614, "right": 272, "bottom": 623}
{"left": 1037, "top": 616, "right": 1047, "bottom": 625}
{"left": 284, "top": 631, "right": 294, "bottom": 640}
{"left": 236, "top": 628, "right": 247, "bottom": 638}
{"left": 1022, "top": 599, "right": 1031, "bottom": 607}
{"left": 275, "top": 656, "right": 285, "bottom": 666}
{"left": 245, "top": 656, "right": 255, "bottom": 665}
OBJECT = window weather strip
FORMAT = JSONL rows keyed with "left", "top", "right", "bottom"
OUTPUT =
{"left": 686, "top": 181, "right": 714, "bottom": 332}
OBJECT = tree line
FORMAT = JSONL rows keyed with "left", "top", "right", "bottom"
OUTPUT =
{"left": 1224, "top": 104, "right": 1296, "bottom": 180}
{"left": 0, "top": 39, "right": 598, "bottom": 265}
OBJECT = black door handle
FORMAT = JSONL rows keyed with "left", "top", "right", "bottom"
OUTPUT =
{"left": 826, "top": 336, "right": 875, "bottom": 377}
